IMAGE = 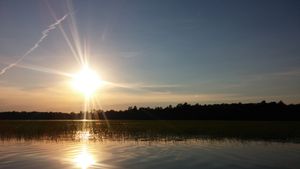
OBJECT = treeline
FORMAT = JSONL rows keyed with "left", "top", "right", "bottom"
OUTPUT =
{"left": 0, "top": 101, "right": 299, "bottom": 120}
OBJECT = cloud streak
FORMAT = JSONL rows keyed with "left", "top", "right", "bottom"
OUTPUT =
{"left": 0, "top": 14, "right": 68, "bottom": 76}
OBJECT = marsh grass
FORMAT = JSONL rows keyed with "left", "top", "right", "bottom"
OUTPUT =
{"left": 0, "top": 120, "right": 299, "bottom": 142}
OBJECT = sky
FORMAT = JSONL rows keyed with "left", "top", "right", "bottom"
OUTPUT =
{"left": 0, "top": 0, "right": 299, "bottom": 112}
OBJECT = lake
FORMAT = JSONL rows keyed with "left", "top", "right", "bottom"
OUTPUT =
{"left": 0, "top": 120, "right": 300, "bottom": 169}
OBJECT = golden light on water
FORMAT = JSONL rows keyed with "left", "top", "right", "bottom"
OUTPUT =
{"left": 75, "top": 130, "right": 92, "bottom": 141}
{"left": 73, "top": 131, "right": 95, "bottom": 169}
{"left": 73, "top": 146, "right": 95, "bottom": 169}
{"left": 71, "top": 66, "right": 103, "bottom": 97}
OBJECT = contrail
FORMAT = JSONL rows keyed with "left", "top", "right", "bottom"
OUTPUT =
{"left": 0, "top": 14, "right": 68, "bottom": 76}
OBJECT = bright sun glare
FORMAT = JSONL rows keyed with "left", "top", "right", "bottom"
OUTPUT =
{"left": 72, "top": 66, "right": 103, "bottom": 97}
{"left": 74, "top": 146, "right": 95, "bottom": 169}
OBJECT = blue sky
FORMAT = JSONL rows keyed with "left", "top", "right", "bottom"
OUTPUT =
{"left": 0, "top": 0, "right": 299, "bottom": 111}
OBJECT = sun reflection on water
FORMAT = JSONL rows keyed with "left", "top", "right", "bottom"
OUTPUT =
{"left": 73, "top": 130, "right": 96, "bottom": 169}
{"left": 73, "top": 146, "right": 95, "bottom": 169}
{"left": 75, "top": 131, "right": 92, "bottom": 141}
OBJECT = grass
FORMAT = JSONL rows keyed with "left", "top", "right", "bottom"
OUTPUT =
{"left": 0, "top": 120, "right": 299, "bottom": 142}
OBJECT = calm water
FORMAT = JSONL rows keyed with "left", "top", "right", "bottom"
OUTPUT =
{"left": 0, "top": 120, "right": 300, "bottom": 169}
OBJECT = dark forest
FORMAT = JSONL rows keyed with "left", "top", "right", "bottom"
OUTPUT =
{"left": 1, "top": 101, "right": 299, "bottom": 120}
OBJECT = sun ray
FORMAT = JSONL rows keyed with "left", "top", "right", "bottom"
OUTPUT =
{"left": 14, "top": 63, "right": 73, "bottom": 77}
{"left": 66, "top": 1, "right": 85, "bottom": 65}
{"left": 93, "top": 96, "right": 111, "bottom": 128}
{"left": 46, "top": 2, "right": 83, "bottom": 65}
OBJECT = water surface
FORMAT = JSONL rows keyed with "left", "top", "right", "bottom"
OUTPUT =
{"left": 0, "top": 120, "right": 299, "bottom": 169}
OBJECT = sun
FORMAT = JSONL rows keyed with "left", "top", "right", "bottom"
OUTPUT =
{"left": 71, "top": 66, "right": 103, "bottom": 97}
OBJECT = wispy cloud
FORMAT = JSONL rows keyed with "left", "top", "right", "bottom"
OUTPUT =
{"left": 103, "top": 81, "right": 182, "bottom": 94}
{"left": 246, "top": 69, "right": 300, "bottom": 82}
{"left": 0, "top": 14, "right": 68, "bottom": 76}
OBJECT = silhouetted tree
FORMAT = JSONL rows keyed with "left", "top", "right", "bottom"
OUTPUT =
{"left": 0, "top": 101, "right": 299, "bottom": 120}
